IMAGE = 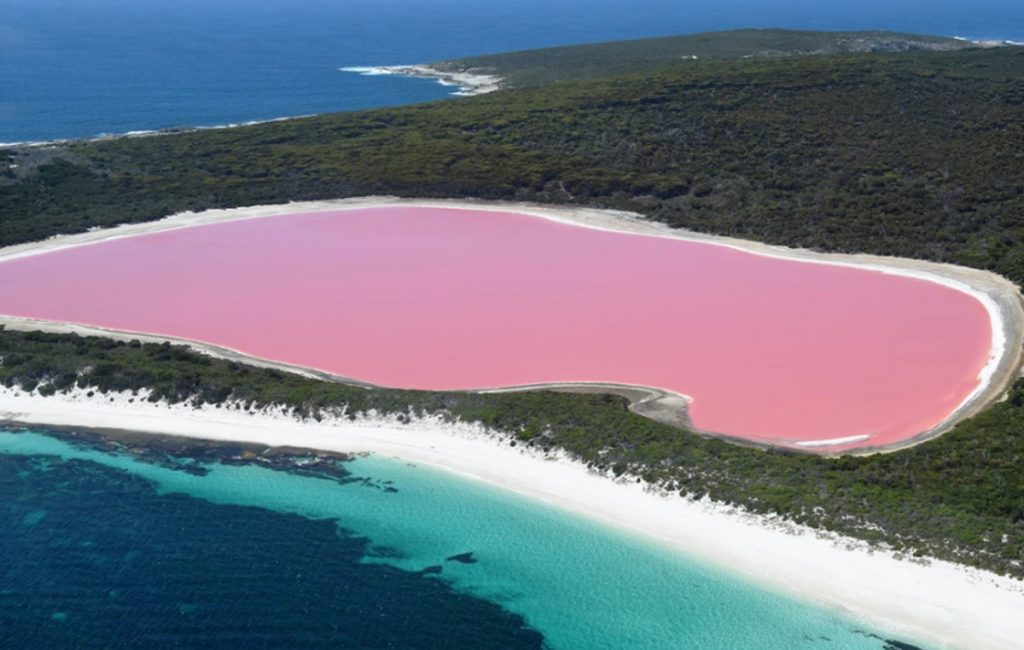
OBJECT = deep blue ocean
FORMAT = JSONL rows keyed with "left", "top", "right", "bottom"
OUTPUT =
{"left": 0, "top": 428, "right": 923, "bottom": 649}
{"left": 1, "top": 0, "right": 1022, "bottom": 143}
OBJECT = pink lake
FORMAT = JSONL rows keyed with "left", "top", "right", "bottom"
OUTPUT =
{"left": 0, "top": 207, "right": 993, "bottom": 450}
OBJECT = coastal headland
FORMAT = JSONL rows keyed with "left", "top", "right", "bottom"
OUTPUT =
{"left": 340, "top": 65, "right": 504, "bottom": 96}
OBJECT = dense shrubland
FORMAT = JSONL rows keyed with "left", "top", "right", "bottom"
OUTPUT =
{"left": 1, "top": 43, "right": 1023, "bottom": 576}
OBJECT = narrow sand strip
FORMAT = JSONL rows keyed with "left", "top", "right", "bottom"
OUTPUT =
{"left": 1, "top": 197, "right": 1020, "bottom": 454}
{"left": 796, "top": 434, "right": 872, "bottom": 448}
{"left": 1, "top": 385, "right": 1021, "bottom": 650}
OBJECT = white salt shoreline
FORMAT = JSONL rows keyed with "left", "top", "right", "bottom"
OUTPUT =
{"left": 1, "top": 197, "right": 1020, "bottom": 453}
{"left": 1, "top": 385, "right": 1021, "bottom": 649}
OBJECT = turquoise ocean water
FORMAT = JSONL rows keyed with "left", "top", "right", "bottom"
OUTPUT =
{"left": 0, "top": 428, "right": 923, "bottom": 649}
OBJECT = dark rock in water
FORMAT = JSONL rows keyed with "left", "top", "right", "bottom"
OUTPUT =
{"left": 3, "top": 425, "right": 357, "bottom": 482}
{"left": 420, "top": 565, "right": 444, "bottom": 576}
{"left": 445, "top": 552, "right": 478, "bottom": 564}
{"left": 0, "top": 445, "right": 545, "bottom": 649}
{"left": 367, "top": 544, "right": 407, "bottom": 560}
{"left": 855, "top": 629, "right": 924, "bottom": 650}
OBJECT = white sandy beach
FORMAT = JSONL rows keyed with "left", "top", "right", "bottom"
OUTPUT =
{"left": 2, "top": 197, "right": 1023, "bottom": 646}
{"left": 1, "top": 384, "right": 1022, "bottom": 650}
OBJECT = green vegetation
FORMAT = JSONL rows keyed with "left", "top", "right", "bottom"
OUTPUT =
{"left": 1, "top": 38, "right": 1023, "bottom": 577}
{"left": 438, "top": 28, "right": 975, "bottom": 87}
{"left": 2, "top": 327, "right": 1023, "bottom": 577}
{"left": 3, "top": 47, "right": 1024, "bottom": 283}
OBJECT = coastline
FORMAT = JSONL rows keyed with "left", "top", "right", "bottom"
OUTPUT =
{"left": 4, "top": 35, "right": 1020, "bottom": 149}
{"left": 0, "top": 63, "right": 496, "bottom": 150}
{"left": 0, "top": 114, "right": 318, "bottom": 150}
{"left": 340, "top": 65, "right": 503, "bottom": 96}
{"left": 1, "top": 196, "right": 1020, "bottom": 454}
{"left": 1, "top": 384, "right": 1022, "bottom": 650}
{"left": 0, "top": 63, "right": 494, "bottom": 149}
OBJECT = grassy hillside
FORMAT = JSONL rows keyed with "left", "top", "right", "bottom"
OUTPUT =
{"left": 1, "top": 40, "right": 1024, "bottom": 576}
{"left": 436, "top": 28, "right": 978, "bottom": 87}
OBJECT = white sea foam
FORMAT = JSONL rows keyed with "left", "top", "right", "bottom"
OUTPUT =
{"left": 340, "top": 66, "right": 400, "bottom": 76}
{"left": 339, "top": 64, "right": 503, "bottom": 96}
{"left": 0, "top": 114, "right": 318, "bottom": 150}
{"left": 1, "top": 64, "right": 502, "bottom": 149}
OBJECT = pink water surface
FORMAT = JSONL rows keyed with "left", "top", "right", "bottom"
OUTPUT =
{"left": 0, "top": 208, "right": 992, "bottom": 449}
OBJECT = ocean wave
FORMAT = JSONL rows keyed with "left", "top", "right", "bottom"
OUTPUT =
{"left": 951, "top": 34, "right": 1024, "bottom": 46}
{"left": 340, "top": 66, "right": 402, "bottom": 76}
{"left": 0, "top": 114, "right": 317, "bottom": 149}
